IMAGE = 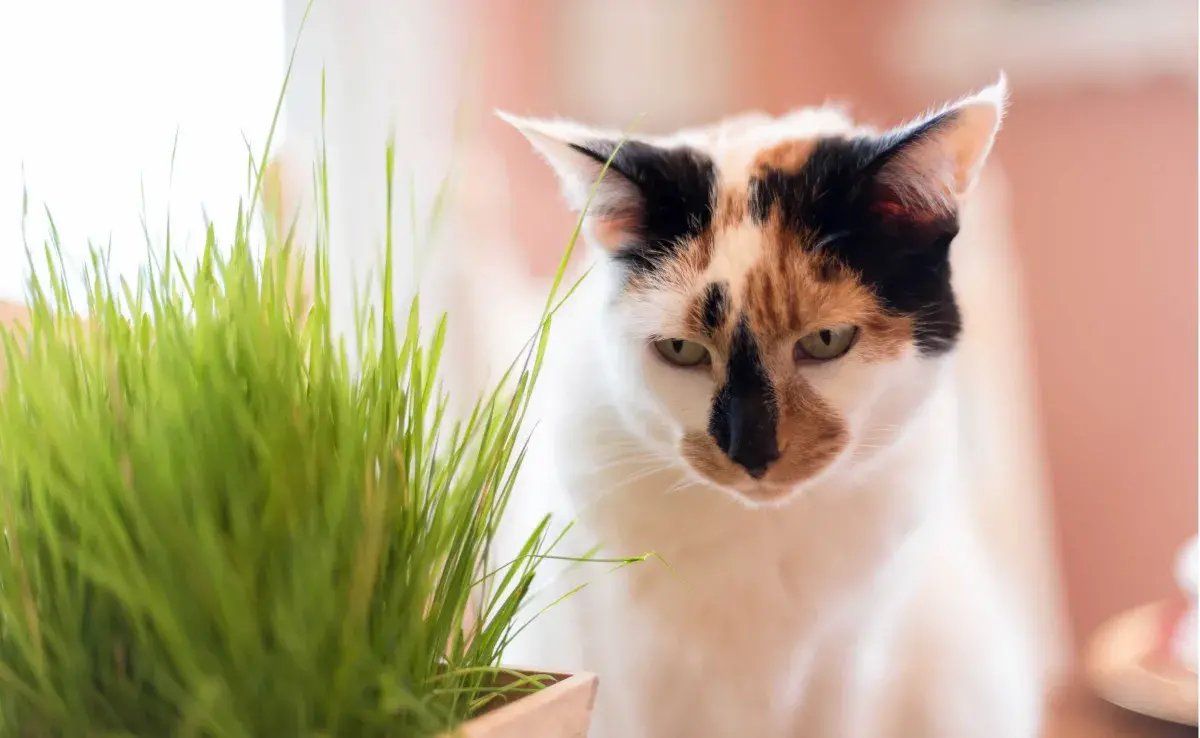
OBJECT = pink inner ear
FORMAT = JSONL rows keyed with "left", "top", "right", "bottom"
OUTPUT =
{"left": 873, "top": 200, "right": 909, "bottom": 219}
{"left": 591, "top": 211, "right": 642, "bottom": 252}
{"left": 871, "top": 198, "right": 943, "bottom": 225}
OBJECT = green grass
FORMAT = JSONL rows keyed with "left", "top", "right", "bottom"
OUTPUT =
{"left": 0, "top": 65, "right": 642, "bottom": 735}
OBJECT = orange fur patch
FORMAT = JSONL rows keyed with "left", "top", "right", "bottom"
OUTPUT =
{"left": 751, "top": 139, "right": 817, "bottom": 176}
{"left": 713, "top": 187, "right": 748, "bottom": 231}
{"left": 736, "top": 211, "right": 912, "bottom": 361}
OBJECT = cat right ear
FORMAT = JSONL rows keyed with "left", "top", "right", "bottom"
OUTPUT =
{"left": 497, "top": 112, "right": 644, "bottom": 252}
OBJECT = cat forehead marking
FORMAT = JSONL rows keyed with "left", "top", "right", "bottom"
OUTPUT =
{"left": 696, "top": 131, "right": 834, "bottom": 305}
{"left": 702, "top": 219, "right": 764, "bottom": 298}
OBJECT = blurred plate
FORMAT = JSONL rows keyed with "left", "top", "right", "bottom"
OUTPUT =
{"left": 1085, "top": 601, "right": 1198, "bottom": 726}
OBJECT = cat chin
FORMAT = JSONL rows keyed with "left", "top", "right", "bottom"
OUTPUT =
{"left": 674, "top": 453, "right": 841, "bottom": 509}
{"left": 675, "top": 471, "right": 832, "bottom": 509}
{"left": 720, "top": 482, "right": 811, "bottom": 509}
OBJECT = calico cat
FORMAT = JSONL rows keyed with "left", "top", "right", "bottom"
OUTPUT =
{"left": 494, "top": 77, "right": 1041, "bottom": 738}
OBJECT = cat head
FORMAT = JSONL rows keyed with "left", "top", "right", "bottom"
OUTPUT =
{"left": 502, "top": 78, "right": 1006, "bottom": 506}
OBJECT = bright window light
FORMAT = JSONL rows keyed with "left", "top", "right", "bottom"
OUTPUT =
{"left": 0, "top": 0, "right": 285, "bottom": 304}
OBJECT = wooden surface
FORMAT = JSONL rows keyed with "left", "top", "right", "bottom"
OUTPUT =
{"left": 1043, "top": 682, "right": 1196, "bottom": 737}
{"left": 451, "top": 672, "right": 599, "bottom": 738}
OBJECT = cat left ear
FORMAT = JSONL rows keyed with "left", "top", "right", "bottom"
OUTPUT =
{"left": 497, "top": 112, "right": 646, "bottom": 252}
{"left": 497, "top": 113, "right": 632, "bottom": 211}
{"left": 866, "top": 74, "right": 1008, "bottom": 219}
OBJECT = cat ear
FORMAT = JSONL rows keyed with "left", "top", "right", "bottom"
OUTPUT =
{"left": 865, "top": 74, "right": 1007, "bottom": 220}
{"left": 497, "top": 113, "right": 628, "bottom": 204}
{"left": 497, "top": 112, "right": 710, "bottom": 254}
{"left": 497, "top": 112, "right": 648, "bottom": 251}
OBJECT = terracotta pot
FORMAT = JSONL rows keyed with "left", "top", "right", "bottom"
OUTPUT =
{"left": 445, "top": 670, "right": 599, "bottom": 738}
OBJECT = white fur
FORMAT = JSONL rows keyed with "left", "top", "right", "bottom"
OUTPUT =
{"left": 493, "top": 77, "right": 1041, "bottom": 738}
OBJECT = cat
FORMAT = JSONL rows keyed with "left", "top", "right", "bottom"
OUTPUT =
{"left": 491, "top": 76, "right": 1042, "bottom": 738}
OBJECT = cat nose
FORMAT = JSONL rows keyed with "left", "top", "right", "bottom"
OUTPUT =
{"left": 739, "top": 460, "right": 771, "bottom": 479}
{"left": 709, "top": 392, "right": 780, "bottom": 479}
{"left": 727, "top": 436, "right": 779, "bottom": 479}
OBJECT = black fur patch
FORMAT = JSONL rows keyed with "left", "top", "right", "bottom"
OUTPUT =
{"left": 748, "top": 112, "right": 964, "bottom": 354}
{"left": 699, "top": 282, "right": 728, "bottom": 335}
{"left": 570, "top": 140, "right": 716, "bottom": 276}
{"left": 708, "top": 316, "right": 780, "bottom": 478}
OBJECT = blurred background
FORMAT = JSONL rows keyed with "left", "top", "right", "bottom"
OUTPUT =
{"left": 1, "top": 0, "right": 1196, "bottom": 697}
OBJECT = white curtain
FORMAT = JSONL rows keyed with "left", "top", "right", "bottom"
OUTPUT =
{"left": 278, "top": 0, "right": 466, "bottom": 358}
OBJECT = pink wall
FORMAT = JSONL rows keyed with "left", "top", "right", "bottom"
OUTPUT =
{"left": 465, "top": 0, "right": 580, "bottom": 278}
{"left": 1002, "top": 80, "right": 1197, "bottom": 651}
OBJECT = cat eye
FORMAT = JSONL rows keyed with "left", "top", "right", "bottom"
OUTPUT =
{"left": 653, "top": 338, "right": 711, "bottom": 367}
{"left": 794, "top": 325, "right": 858, "bottom": 362}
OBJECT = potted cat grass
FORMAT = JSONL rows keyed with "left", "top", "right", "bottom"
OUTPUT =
{"left": 0, "top": 151, "right": 616, "bottom": 735}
